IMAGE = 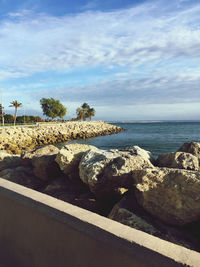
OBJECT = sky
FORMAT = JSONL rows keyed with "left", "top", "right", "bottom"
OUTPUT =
{"left": 0, "top": 0, "right": 200, "bottom": 121}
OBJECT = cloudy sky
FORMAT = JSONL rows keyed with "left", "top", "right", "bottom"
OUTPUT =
{"left": 0, "top": 0, "right": 200, "bottom": 120}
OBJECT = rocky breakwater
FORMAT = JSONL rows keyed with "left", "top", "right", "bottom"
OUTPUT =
{"left": 1, "top": 141, "right": 200, "bottom": 251}
{"left": 0, "top": 121, "right": 123, "bottom": 154}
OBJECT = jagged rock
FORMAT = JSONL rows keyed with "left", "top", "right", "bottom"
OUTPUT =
{"left": 22, "top": 145, "right": 61, "bottom": 181}
{"left": 132, "top": 167, "right": 200, "bottom": 225}
{"left": 119, "top": 146, "right": 155, "bottom": 164}
{"left": 156, "top": 152, "right": 199, "bottom": 170}
{"left": 0, "top": 151, "right": 22, "bottom": 170}
{"left": 0, "top": 166, "right": 43, "bottom": 189}
{"left": 79, "top": 149, "right": 153, "bottom": 198}
{"left": 0, "top": 121, "right": 123, "bottom": 154}
{"left": 109, "top": 192, "right": 200, "bottom": 251}
{"left": 55, "top": 144, "right": 98, "bottom": 179}
{"left": 178, "top": 142, "right": 200, "bottom": 159}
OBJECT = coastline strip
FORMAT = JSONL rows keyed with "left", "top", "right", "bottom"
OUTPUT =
{"left": 0, "top": 121, "right": 124, "bottom": 154}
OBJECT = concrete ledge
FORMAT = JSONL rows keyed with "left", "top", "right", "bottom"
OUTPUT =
{"left": 0, "top": 178, "right": 199, "bottom": 267}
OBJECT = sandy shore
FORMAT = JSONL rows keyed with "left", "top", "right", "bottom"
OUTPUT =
{"left": 0, "top": 121, "right": 123, "bottom": 154}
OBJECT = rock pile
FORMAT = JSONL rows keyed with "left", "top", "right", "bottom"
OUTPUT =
{"left": 0, "top": 121, "right": 123, "bottom": 154}
{"left": 0, "top": 141, "right": 200, "bottom": 251}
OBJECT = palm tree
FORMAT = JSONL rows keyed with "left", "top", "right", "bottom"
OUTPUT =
{"left": 86, "top": 108, "right": 95, "bottom": 120}
{"left": 9, "top": 100, "right": 22, "bottom": 126}
{"left": 76, "top": 103, "right": 96, "bottom": 121}
{"left": 76, "top": 103, "right": 90, "bottom": 121}
{"left": 81, "top": 103, "right": 90, "bottom": 121}
{"left": 76, "top": 107, "right": 85, "bottom": 121}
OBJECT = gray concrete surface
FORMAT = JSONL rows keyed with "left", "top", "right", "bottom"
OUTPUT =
{"left": 0, "top": 178, "right": 199, "bottom": 267}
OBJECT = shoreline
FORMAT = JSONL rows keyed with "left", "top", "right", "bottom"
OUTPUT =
{"left": 0, "top": 121, "right": 124, "bottom": 154}
{"left": 0, "top": 141, "right": 200, "bottom": 253}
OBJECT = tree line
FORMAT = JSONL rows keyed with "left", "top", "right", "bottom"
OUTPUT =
{"left": 40, "top": 98, "right": 95, "bottom": 121}
{"left": 0, "top": 98, "right": 95, "bottom": 126}
{"left": 3, "top": 114, "right": 44, "bottom": 124}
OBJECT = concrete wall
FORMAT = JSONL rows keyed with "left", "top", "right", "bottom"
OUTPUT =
{"left": 0, "top": 178, "right": 199, "bottom": 267}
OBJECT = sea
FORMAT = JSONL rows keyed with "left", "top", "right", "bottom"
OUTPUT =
{"left": 57, "top": 121, "right": 200, "bottom": 159}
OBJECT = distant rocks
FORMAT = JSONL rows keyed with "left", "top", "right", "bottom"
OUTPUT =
{"left": 0, "top": 121, "right": 123, "bottom": 154}
{"left": 1, "top": 141, "right": 200, "bottom": 251}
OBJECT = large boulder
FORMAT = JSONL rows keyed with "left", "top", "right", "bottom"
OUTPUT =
{"left": 109, "top": 192, "right": 200, "bottom": 251}
{"left": 178, "top": 142, "right": 200, "bottom": 159}
{"left": 55, "top": 144, "right": 98, "bottom": 179}
{"left": 156, "top": 152, "right": 199, "bottom": 170}
{"left": 22, "top": 145, "right": 61, "bottom": 181}
{"left": 79, "top": 149, "right": 153, "bottom": 198}
{"left": 0, "top": 151, "right": 22, "bottom": 171}
{"left": 132, "top": 167, "right": 200, "bottom": 225}
{"left": 0, "top": 166, "right": 43, "bottom": 189}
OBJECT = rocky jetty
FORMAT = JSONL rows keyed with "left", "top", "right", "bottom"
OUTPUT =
{"left": 0, "top": 121, "right": 123, "bottom": 154}
{"left": 1, "top": 141, "right": 200, "bottom": 251}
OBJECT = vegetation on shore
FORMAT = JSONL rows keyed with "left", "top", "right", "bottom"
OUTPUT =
{"left": 0, "top": 97, "right": 96, "bottom": 126}
{"left": 76, "top": 103, "right": 95, "bottom": 121}
{"left": 9, "top": 100, "right": 22, "bottom": 126}
{"left": 40, "top": 98, "right": 67, "bottom": 120}
{"left": 3, "top": 115, "right": 44, "bottom": 124}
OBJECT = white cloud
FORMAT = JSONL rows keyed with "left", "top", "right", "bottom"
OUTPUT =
{"left": 23, "top": 72, "right": 199, "bottom": 107}
{"left": 0, "top": 0, "right": 199, "bottom": 79}
{"left": 0, "top": 70, "right": 28, "bottom": 80}
{"left": 0, "top": 0, "right": 200, "bottom": 120}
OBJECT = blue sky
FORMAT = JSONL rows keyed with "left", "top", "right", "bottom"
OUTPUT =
{"left": 0, "top": 0, "right": 200, "bottom": 120}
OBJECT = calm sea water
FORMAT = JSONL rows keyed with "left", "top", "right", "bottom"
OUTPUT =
{"left": 58, "top": 121, "right": 200, "bottom": 158}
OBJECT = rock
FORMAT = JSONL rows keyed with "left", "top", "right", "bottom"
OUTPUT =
{"left": 0, "top": 166, "right": 43, "bottom": 189}
{"left": 79, "top": 149, "right": 153, "bottom": 198}
{"left": 109, "top": 192, "right": 200, "bottom": 251}
{"left": 41, "top": 177, "right": 104, "bottom": 214}
{"left": 21, "top": 145, "right": 59, "bottom": 164}
{"left": 118, "top": 146, "right": 155, "bottom": 164}
{"left": 0, "top": 121, "right": 123, "bottom": 154}
{"left": 0, "top": 151, "right": 22, "bottom": 171}
{"left": 55, "top": 144, "right": 98, "bottom": 179}
{"left": 178, "top": 142, "right": 200, "bottom": 159}
{"left": 22, "top": 145, "right": 61, "bottom": 181}
{"left": 109, "top": 194, "right": 158, "bottom": 235}
{"left": 32, "top": 155, "right": 62, "bottom": 181}
{"left": 156, "top": 152, "right": 199, "bottom": 170}
{"left": 132, "top": 167, "right": 200, "bottom": 225}
{"left": 42, "top": 176, "right": 87, "bottom": 196}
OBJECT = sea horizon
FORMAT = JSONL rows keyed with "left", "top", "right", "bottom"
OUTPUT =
{"left": 107, "top": 120, "right": 200, "bottom": 123}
